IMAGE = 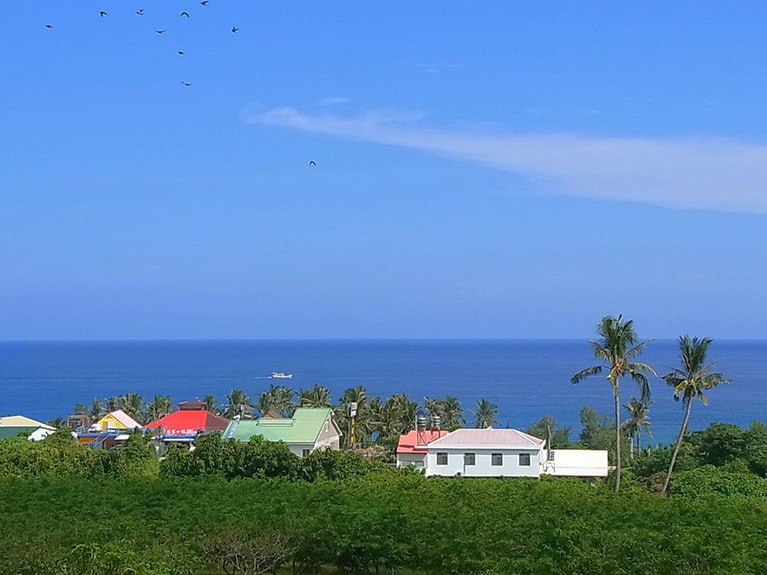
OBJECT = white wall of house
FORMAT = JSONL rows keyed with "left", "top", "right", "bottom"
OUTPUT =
{"left": 287, "top": 442, "right": 314, "bottom": 458}
{"left": 425, "top": 448, "right": 542, "bottom": 478}
{"left": 396, "top": 453, "right": 427, "bottom": 469}
{"left": 542, "top": 449, "right": 609, "bottom": 477}
{"left": 314, "top": 418, "right": 341, "bottom": 451}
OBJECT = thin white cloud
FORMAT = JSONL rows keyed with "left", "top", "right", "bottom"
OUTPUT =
{"left": 313, "top": 96, "right": 353, "bottom": 107}
{"left": 249, "top": 107, "right": 767, "bottom": 215}
{"left": 414, "top": 63, "right": 463, "bottom": 75}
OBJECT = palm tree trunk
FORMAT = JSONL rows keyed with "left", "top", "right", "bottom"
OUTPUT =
{"left": 661, "top": 400, "right": 692, "bottom": 496}
{"left": 613, "top": 389, "right": 621, "bottom": 493}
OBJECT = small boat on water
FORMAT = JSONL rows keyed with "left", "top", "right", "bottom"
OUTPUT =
{"left": 271, "top": 372, "right": 293, "bottom": 379}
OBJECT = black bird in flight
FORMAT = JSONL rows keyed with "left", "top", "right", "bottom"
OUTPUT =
{"left": 44, "top": 23, "right": 53, "bottom": 29}
{"left": 99, "top": 10, "right": 107, "bottom": 17}
{"left": 309, "top": 160, "right": 317, "bottom": 166}
{"left": 181, "top": 81, "right": 192, "bottom": 87}
{"left": 178, "top": 50, "right": 185, "bottom": 55}
{"left": 200, "top": 0, "right": 209, "bottom": 5}
{"left": 156, "top": 29, "right": 166, "bottom": 34}
{"left": 231, "top": 26, "right": 239, "bottom": 33}
{"left": 136, "top": 9, "right": 144, "bottom": 15}
{"left": 180, "top": 11, "right": 190, "bottom": 17}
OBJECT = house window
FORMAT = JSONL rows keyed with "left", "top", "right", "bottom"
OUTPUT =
{"left": 302, "top": 449, "right": 311, "bottom": 457}
{"left": 464, "top": 453, "right": 476, "bottom": 466}
{"left": 519, "top": 453, "right": 531, "bottom": 466}
{"left": 491, "top": 453, "right": 503, "bottom": 466}
{"left": 437, "top": 452, "right": 448, "bottom": 465}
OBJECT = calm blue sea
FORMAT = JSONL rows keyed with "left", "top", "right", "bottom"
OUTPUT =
{"left": 1, "top": 339, "right": 765, "bottom": 446}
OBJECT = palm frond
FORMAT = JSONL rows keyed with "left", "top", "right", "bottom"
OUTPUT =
{"left": 625, "top": 339, "right": 655, "bottom": 360}
{"left": 571, "top": 365, "right": 602, "bottom": 384}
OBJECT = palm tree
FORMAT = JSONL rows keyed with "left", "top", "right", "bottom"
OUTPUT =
{"left": 571, "top": 315, "right": 655, "bottom": 492}
{"left": 119, "top": 392, "right": 144, "bottom": 421}
{"left": 472, "top": 398, "right": 498, "bottom": 429}
{"left": 369, "top": 394, "right": 418, "bottom": 445}
{"left": 423, "top": 397, "right": 444, "bottom": 421}
{"left": 105, "top": 396, "right": 121, "bottom": 413}
{"left": 88, "top": 397, "right": 104, "bottom": 421}
{"left": 224, "top": 389, "right": 253, "bottom": 419}
{"left": 441, "top": 395, "right": 465, "bottom": 428}
{"left": 202, "top": 394, "right": 219, "bottom": 415}
{"left": 660, "top": 336, "right": 729, "bottom": 496}
{"left": 299, "top": 385, "right": 331, "bottom": 408}
{"left": 145, "top": 395, "right": 173, "bottom": 423}
{"left": 622, "top": 397, "right": 651, "bottom": 457}
{"left": 256, "top": 385, "right": 295, "bottom": 418}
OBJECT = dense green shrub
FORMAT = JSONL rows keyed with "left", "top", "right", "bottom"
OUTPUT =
{"left": 670, "top": 465, "right": 767, "bottom": 498}
{"left": 159, "top": 434, "right": 301, "bottom": 480}
{"left": 2, "top": 475, "right": 767, "bottom": 574}
{"left": 0, "top": 434, "right": 110, "bottom": 478}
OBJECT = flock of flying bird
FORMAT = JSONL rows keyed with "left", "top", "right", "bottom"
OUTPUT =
{"left": 43, "top": 1, "right": 239, "bottom": 88}
{"left": 41, "top": 4, "right": 318, "bottom": 167}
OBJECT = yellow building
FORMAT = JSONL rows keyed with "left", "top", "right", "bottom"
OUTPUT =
{"left": 94, "top": 409, "right": 142, "bottom": 432}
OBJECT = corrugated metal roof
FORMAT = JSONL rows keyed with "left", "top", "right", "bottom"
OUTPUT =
{"left": 428, "top": 428, "right": 545, "bottom": 449}
{"left": 396, "top": 429, "right": 450, "bottom": 454}
{"left": 97, "top": 410, "right": 141, "bottom": 430}
{"left": 0, "top": 415, "right": 55, "bottom": 430}
{"left": 223, "top": 408, "right": 335, "bottom": 444}
{"left": 145, "top": 407, "right": 229, "bottom": 436}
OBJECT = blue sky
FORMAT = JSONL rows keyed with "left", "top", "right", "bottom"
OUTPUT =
{"left": 2, "top": 1, "right": 767, "bottom": 340}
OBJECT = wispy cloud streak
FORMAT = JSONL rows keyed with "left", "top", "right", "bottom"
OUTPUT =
{"left": 250, "top": 107, "right": 767, "bottom": 214}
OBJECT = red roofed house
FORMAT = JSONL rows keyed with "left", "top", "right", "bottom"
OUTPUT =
{"left": 145, "top": 400, "right": 229, "bottom": 445}
{"left": 395, "top": 429, "right": 450, "bottom": 469}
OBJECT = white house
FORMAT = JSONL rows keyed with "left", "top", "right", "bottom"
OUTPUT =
{"left": 425, "top": 428, "right": 545, "bottom": 478}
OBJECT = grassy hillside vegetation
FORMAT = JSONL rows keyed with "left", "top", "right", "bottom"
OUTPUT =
{"left": 3, "top": 421, "right": 767, "bottom": 573}
{"left": 2, "top": 475, "right": 767, "bottom": 574}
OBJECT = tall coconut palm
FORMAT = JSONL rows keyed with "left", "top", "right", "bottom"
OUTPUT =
{"left": 224, "top": 389, "right": 253, "bottom": 419}
{"left": 202, "top": 394, "right": 219, "bottom": 415}
{"left": 472, "top": 398, "right": 498, "bottom": 429}
{"left": 370, "top": 394, "right": 418, "bottom": 444}
{"left": 299, "top": 385, "right": 331, "bottom": 408}
{"left": 423, "top": 397, "right": 444, "bottom": 426}
{"left": 571, "top": 315, "right": 655, "bottom": 492}
{"left": 145, "top": 395, "right": 173, "bottom": 423}
{"left": 660, "top": 336, "right": 729, "bottom": 496}
{"left": 119, "top": 392, "right": 144, "bottom": 421}
{"left": 88, "top": 397, "right": 104, "bottom": 421}
{"left": 105, "top": 396, "right": 121, "bottom": 413}
{"left": 441, "top": 395, "right": 465, "bottom": 428}
{"left": 622, "top": 397, "right": 652, "bottom": 457}
{"left": 256, "top": 385, "right": 295, "bottom": 418}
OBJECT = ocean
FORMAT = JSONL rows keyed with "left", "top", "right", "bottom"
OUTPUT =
{"left": 1, "top": 339, "right": 765, "bottom": 446}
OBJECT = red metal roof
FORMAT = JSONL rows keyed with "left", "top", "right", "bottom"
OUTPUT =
{"left": 396, "top": 429, "right": 450, "bottom": 455}
{"left": 145, "top": 406, "right": 229, "bottom": 436}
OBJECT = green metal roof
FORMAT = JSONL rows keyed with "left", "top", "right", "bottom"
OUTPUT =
{"left": 223, "top": 408, "right": 334, "bottom": 444}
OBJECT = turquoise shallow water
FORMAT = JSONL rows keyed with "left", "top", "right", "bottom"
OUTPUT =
{"left": 1, "top": 339, "right": 764, "bottom": 445}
